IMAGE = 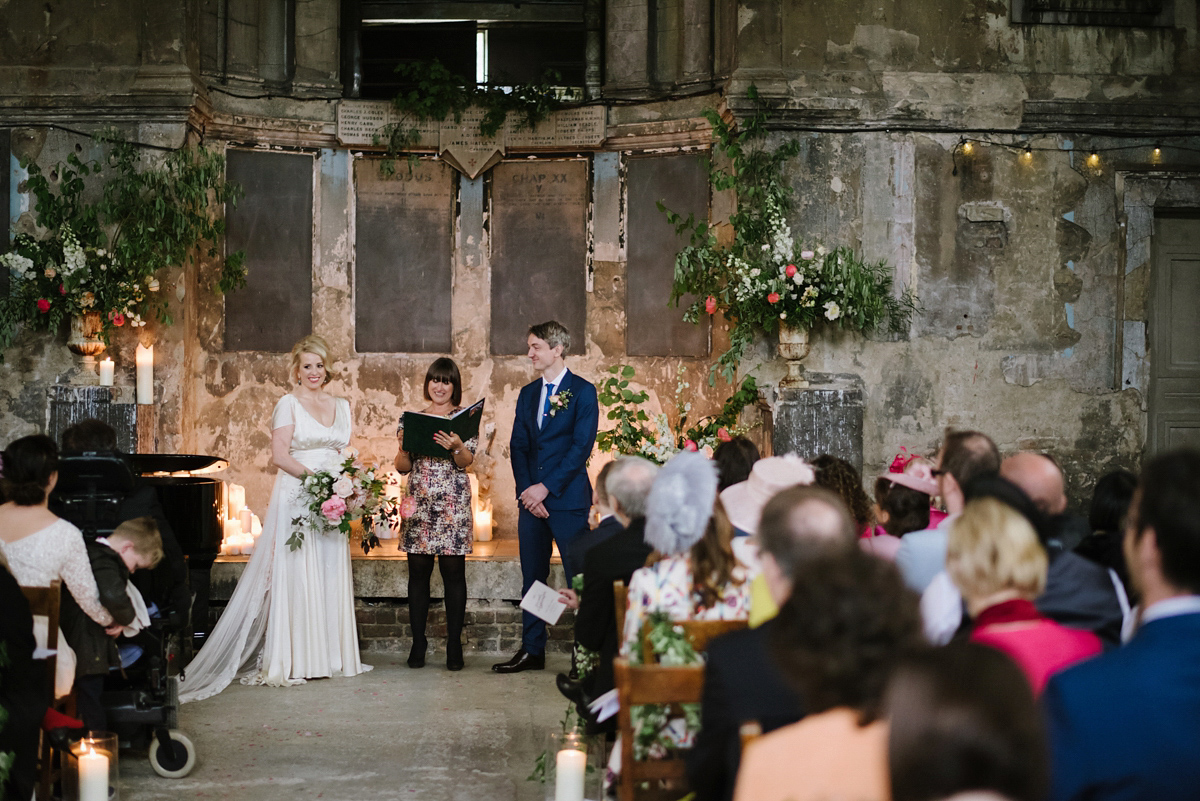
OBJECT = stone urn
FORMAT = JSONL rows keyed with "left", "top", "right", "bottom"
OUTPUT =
{"left": 777, "top": 324, "right": 811, "bottom": 388}
{"left": 67, "top": 311, "right": 106, "bottom": 368}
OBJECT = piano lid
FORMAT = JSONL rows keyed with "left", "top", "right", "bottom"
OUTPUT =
{"left": 129, "top": 453, "right": 229, "bottom": 475}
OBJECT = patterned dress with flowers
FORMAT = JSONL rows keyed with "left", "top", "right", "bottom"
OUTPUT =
{"left": 397, "top": 412, "right": 478, "bottom": 555}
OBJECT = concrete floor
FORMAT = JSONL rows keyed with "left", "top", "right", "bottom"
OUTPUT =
{"left": 121, "top": 653, "right": 572, "bottom": 801}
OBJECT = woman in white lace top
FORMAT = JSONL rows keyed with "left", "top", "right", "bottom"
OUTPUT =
{"left": 0, "top": 435, "right": 115, "bottom": 697}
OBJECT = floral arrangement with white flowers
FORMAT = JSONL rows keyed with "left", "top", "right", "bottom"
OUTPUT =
{"left": 664, "top": 89, "right": 917, "bottom": 382}
{"left": 289, "top": 448, "right": 406, "bottom": 555}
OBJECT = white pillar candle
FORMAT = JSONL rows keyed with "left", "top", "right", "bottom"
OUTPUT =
{"left": 135, "top": 343, "right": 153, "bottom": 404}
{"left": 78, "top": 745, "right": 108, "bottom": 801}
{"left": 228, "top": 484, "right": 246, "bottom": 519}
{"left": 98, "top": 358, "right": 114, "bottom": 386}
{"left": 239, "top": 508, "right": 253, "bottom": 533}
{"left": 251, "top": 514, "right": 262, "bottom": 537}
{"left": 474, "top": 506, "right": 493, "bottom": 542}
{"left": 555, "top": 748, "right": 586, "bottom": 801}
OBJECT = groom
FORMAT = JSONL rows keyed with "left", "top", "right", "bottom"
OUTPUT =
{"left": 494, "top": 320, "right": 599, "bottom": 674}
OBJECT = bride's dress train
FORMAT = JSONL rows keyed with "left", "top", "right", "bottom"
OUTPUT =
{"left": 180, "top": 395, "right": 371, "bottom": 703}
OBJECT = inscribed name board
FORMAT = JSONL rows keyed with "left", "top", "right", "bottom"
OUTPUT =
{"left": 354, "top": 160, "right": 455, "bottom": 353}
{"left": 223, "top": 150, "right": 314, "bottom": 352}
{"left": 625, "top": 153, "right": 710, "bottom": 356}
{"left": 490, "top": 161, "right": 589, "bottom": 355}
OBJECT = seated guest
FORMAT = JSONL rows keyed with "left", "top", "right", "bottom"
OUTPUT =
{"left": 1044, "top": 449, "right": 1200, "bottom": 801}
{"left": 688, "top": 486, "right": 856, "bottom": 801}
{"left": 1075, "top": 468, "right": 1137, "bottom": 599}
{"left": 564, "top": 457, "right": 659, "bottom": 717}
{"left": 865, "top": 458, "right": 939, "bottom": 561}
{"left": 713, "top": 436, "right": 760, "bottom": 493}
{"left": 719, "top": 454, "right": 815, "bottom": 624}
{"left": 61, "top": 516, "right": 164, "bottom": 731}
{"left": 59, "top": 419, "right": 190, "bottom": 621}
{"left": 0, "top": 550, "right": 48, "bottom": 801}
{"left": 621, "top": 451, "right": 751, "bottom": 656}
{"left": 886, "top": 643, "right": 1048, "bottom": 801}
{"left": 813, "top": 454, "right": 874, "bottom": 538}
{"left": 897, "top": 429, "right": 1000, "bottom": 593}
{"left": 563, "top": 460, "right": 622, "bottom": 584}
{"left": 0, "top": 435, "right": 115, "bottom": 697}
{"left": 947, "top": 498, "right": 1101, "bottom": 694}
{"left": 923, "top": 474, "right": 1126, "bottom": 647}
{"left": 1001, "top": 452, "right": 1089, "bottom": 553}
{"left": 734, "top": 550, "right": 924, "bottom": 801}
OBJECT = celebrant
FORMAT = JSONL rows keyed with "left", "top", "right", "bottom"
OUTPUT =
{"left": 394, "top": 357, "right": 478, "bottom": 672}
{"left": 179, "top": 335, "right": 372, "bottom": 702}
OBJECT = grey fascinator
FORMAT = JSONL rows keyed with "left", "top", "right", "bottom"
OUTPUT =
{"left": 644, "top": 450, "right": 719, "bottom": 555}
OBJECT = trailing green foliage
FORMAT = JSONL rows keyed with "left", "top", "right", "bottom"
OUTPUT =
{"left": 0, "top": 132, "right": 244, "bottom": 349}
{"left": 665, "top": 87, "right": 918, "bottom": 382}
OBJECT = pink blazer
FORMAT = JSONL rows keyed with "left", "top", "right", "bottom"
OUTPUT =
{"left": 970, "top": 599, "right": 1103, "bottom": 695}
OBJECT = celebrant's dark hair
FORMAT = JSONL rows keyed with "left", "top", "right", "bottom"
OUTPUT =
{"left": 423, "top": 358, "right": 463, "bottom": 406}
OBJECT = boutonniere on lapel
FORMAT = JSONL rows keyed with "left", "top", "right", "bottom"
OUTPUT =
{"left": 548, "top": 389, "right": 573, "bottom": 417}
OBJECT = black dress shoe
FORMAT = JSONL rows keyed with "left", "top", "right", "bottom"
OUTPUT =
{"left": 446, "top": 640, "right": 464, "bottom": 672}
{"left": 556, "top": 673, "right": 590, "bottom": 707}
{"left": 492, "top": 649, "right": 545, "bottom": 673}
{"left": 408, "top": 639, "right": 427, "bottom": 669}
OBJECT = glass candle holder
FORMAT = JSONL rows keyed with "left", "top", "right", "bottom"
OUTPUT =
{"left": 545, "top": 730, "right": 604, "bottom": 801}
{"left": 65, "top": 731, "right": 119, "bottom": 801}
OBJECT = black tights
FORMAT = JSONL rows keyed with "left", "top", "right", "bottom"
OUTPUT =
{"left": 407, "top": 554, "right": 467, "bottom": 650}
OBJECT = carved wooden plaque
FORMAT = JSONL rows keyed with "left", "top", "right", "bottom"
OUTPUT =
{"left": 223, "top": 150, "right": 314, "bottom": 353}
{"left": 489, "top": 160, "right": 589, "bottom": 355}
{"left": 355, "top": 159, "right": 456, "bottom": 353}
{"left": 625, "top": 153, "right": 710, "bottom": 357}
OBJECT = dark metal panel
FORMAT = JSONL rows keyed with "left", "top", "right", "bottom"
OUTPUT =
{"left": 354, "top": 159, "right": 455, "bottom": 353}
{"left": 625, "top": 153, "right": 709, "bottom": 357}
{"left": 489, "top": 160, "right": 589, "bottom": 356}
{"left": 223, "top": 149, "right": 314, "bottom": 353}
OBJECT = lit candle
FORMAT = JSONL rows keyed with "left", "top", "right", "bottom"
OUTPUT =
{"left": 555, "top": 747, "right": 586, "bottom": 801}
{"left": 135, "top": 343, "right": 153, "bottom": 404}
{"left": 98, "top": 358, "right": 114, "bottom": 386}
{"left": 251, "top": 514, "right": 262, "bottom": 537}
{"left": 474, "top": 505, "right": 493, "bottom": 542}
{"left": 241, "top": 536, "right": 254, "bottom": 556}
{"left": 239, "top": 508, "right": 253, "bottom": 534}
{"left": 78, "top": 744, "right": 108, "bottom": 801}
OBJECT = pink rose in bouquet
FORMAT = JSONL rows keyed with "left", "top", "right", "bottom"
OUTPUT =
{"left": 321, "top": 496, "right": 347, "bottom": 524}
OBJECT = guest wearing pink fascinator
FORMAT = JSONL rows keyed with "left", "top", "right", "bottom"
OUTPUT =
{"left": 863, "top": 454, "right": 943, "bottom": 562}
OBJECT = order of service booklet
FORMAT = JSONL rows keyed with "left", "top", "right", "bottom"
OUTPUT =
{"left": 401, "top": 399, "right": 485, "bottom": 460}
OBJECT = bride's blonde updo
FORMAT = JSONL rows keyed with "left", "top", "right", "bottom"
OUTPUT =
{"left": 290, "top": 335, "right": 334, "bottom": 386}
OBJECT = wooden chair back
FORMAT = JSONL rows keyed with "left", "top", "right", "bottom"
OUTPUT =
{"left": 22, "top": 580, "right": 62, "bottom": 801}
{"left": 639, "top": 618, "right": 748, "bottom": 665}
{"left": 613, "top": 580, "right": 628, "bottom": 639}
{"left": 613, "top": 658, "right": 706, "bottom": 801}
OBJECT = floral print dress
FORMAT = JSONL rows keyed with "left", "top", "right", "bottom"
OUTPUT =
{"left": 397, "top": 412, "right": 478, "bottom": 556}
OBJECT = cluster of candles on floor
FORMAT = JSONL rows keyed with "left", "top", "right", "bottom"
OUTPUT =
{"left": 219, "top": 483, "right": 262, "bottom": 556}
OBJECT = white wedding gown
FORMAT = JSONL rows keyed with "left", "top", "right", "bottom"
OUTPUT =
{"left": 180, "top": 394, "right": 371, "bottom": 703}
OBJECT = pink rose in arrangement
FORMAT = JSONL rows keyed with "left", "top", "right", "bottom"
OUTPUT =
{"left": 767, "top": 292, "right": 780, "bottom": 304}
{"left": 321, "top": 496, "right": 347, "bottom": 524}
{"left": 110, "top": 311, "right": 126, "bottom": 327}
{"left": 785, "top": 264, "right": 797, "bottom": 277}
{"left": 704, "top": 295, "right": 717, "bottom": 315}
{"left": 59, "top": 283, "right": 67, "bottom": 295}
{"left": 332, "top": 475, "right": 354, "bottom": 498}
{"left": 684, "top": 439, "right": 699, "bottom": 452}
{"left": 400, "top": 496, "right": 417, "bottom": 518}
{"left": 36, "top": 298, "right": 51, "bottom": 313}
{"left": 717, "top": 427, "right": 732, "bottom": 443}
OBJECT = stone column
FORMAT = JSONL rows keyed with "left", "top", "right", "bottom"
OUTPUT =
{"left": 767, "top": 374, "right": 865, "bottom": 473}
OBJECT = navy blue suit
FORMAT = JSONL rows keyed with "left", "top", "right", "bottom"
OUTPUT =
{"left": 1044, "top": 610, "right": 1200, "bottom": 801}
{"left": 511, "top": 369, "right": 599, "bottom": 654}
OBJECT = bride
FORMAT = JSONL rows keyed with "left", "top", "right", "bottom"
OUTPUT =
{"left": 180, "top": 335, "right": 371, "bottom": 703}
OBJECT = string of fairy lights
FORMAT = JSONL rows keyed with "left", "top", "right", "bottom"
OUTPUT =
{"left": 951, "top": 135, "right": 1200, "bottom": 175}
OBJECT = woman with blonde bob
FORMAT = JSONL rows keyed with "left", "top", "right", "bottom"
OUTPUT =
{"left": 947, "top": 498, "right": 1101, "bottom": 695}
{"left": 181, "top": 335, "right": 372, "bottom": 702}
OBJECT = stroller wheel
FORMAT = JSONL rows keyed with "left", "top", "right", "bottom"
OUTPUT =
{"left": 148, "top": 730, "right": 196, "bottom": 778}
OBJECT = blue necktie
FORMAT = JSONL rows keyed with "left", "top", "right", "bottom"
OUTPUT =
{"left": 540, "top": 383, "right": 555, "bottom": 428}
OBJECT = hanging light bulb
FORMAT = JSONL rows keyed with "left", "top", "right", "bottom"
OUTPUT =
{"left": 961, "top": 140, "right": 974, "bottom": 155}
{"left": 1021, "top": 145, "right": 1033, "bottom": 165}
{"left": 1087, "top": 150, "right": 1100, "bottom": 167}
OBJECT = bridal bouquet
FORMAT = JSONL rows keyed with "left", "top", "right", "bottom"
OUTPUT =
{"left": 288, "top": 448, "right": 406, "bottom": 555}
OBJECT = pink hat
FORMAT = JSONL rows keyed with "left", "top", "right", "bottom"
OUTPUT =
{"left": 719, "top": 454, "right": 815, "bottom": 536}
{"left": 879, "top": 459, "right": 938, "bottom": 496}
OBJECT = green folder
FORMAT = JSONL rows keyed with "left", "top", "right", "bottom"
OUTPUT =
{"left": 401, "top": 399, "right": 485, "bottom": 459}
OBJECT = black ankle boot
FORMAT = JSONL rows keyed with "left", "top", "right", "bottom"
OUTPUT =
{"left": 408, "top": 637, "right": 427, "bottom": 669}
{"left": 446, "top": 638, "right": 464, "bottom": 671}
